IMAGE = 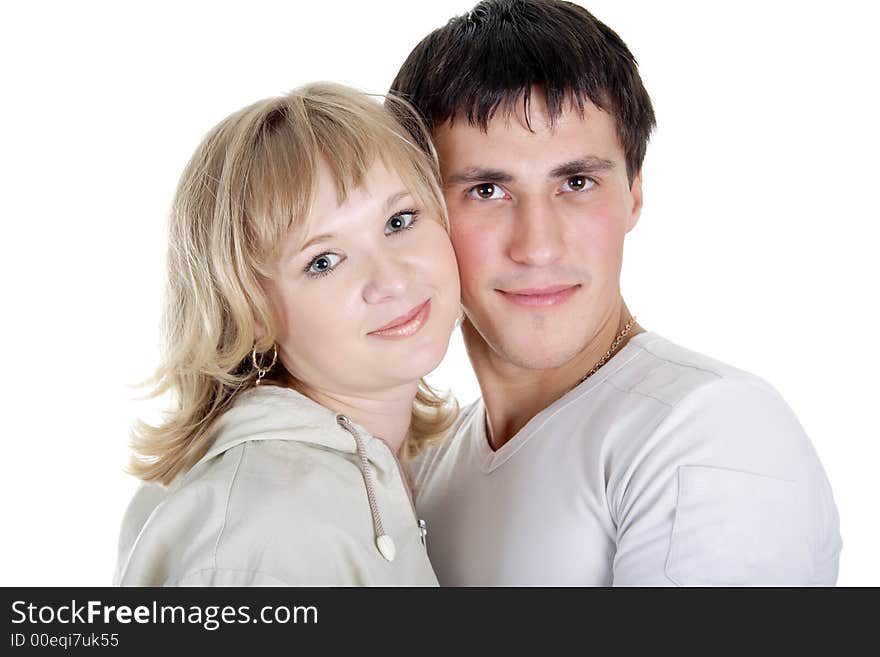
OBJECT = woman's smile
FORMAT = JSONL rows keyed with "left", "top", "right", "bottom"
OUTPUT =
{"left": 368, "top": 299, "right": 432, "bottom": 339}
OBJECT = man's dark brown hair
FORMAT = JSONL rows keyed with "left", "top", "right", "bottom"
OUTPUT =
{"left": 389, "top": 0, "right": 656, "bottom": 184}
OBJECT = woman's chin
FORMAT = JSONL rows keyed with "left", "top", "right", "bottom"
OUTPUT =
{"left": 374, "top": 339, "right": 451, "bottom": 386}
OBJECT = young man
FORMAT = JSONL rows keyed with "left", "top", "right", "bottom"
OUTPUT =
{"left": 390, "top": 0, "right": 841, "bottom": 585}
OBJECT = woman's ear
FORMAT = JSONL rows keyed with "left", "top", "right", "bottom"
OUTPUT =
{"left": 252, "top": 276, "right": 274, "bottom": 344}
{"left": 252, "top": 295, "right": 272, "bottom": 344}
{"left": 254, "top": 316, "right": 267, "bottom": 343}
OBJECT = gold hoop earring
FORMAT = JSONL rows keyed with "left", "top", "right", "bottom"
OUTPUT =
{"left": 251, "top": 344, "right": 278, "bottom": 386}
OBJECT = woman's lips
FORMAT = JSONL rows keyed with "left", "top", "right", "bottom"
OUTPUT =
{"left": 496, "top": 284, "right": 581, "bottom": 307}
{"left": 368, "top": 299, "right": 432, "bottom": 338}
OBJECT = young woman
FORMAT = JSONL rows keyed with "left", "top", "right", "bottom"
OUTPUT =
{"left": 114, "top": 83, "right": 461, "bottom": 586}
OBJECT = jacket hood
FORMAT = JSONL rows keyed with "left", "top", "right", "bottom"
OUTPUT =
{"left": 198, "top": 385, "right": 383, "bottom": 467}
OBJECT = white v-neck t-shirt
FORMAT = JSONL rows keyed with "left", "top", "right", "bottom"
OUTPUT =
{"left": 413, "top": 332, "right": 841, "bottom": 586}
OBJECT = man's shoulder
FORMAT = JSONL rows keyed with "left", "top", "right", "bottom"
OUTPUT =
{"left": 603, "top": 332, "right": 777, "bottom": 409}
{"left": 567, "top": 331, "right": 826, "bottom": 480}
{"left": 600, "top": 333, "right": 828, "bottom": 486}
{"left": 601, "top": 335, "right": 840, "bottom": 584}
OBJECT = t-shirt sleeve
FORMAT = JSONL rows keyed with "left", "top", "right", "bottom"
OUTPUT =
{"left": 609, "top": 377, "right": 841, "bottom": 586}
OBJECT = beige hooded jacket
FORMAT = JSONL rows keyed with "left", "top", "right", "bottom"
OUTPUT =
{"left": 114, "top": 385, "right": 437, "bottom": 586}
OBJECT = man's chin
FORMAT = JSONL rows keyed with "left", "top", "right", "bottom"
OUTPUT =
{"left": 486, "top": 338, "right": 590, "bottom": 372}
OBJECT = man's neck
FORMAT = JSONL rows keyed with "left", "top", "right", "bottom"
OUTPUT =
{"left": 465, "top": 299, "right": 644, "bottom": 450}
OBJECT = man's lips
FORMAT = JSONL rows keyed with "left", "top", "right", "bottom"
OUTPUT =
{"left": 368, "top": 299, "right": 432, "bottom": 338}
{"left": 496, "top": 284, "right": 581, "bottom": 307}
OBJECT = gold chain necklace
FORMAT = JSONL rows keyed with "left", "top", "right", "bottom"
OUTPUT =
{"left": 575, "top": 315, "right": 638, "bottom": 387}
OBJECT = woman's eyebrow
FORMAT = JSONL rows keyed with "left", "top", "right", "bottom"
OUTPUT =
{"left": 443, "top": 167, "right": 514, "bottom": 186}
{"left": 296, "top": 190, "right": 414, "bottom": 254}
{"left": 549, "top": 156, "right": 615, "bottom": 179}
{"left": 384, "top": 189, "right": 413, "bottom": 211}
{"left": 298, "top": 232, "right": 335, "bottom": 253}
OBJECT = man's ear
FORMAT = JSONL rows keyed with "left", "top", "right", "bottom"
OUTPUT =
{"left": 626, "top": 170, "right": 643, "bottom": 233}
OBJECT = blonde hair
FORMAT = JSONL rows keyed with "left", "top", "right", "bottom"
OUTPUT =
{"left": 130, "top": 82, "right": 457, "bottom": 485}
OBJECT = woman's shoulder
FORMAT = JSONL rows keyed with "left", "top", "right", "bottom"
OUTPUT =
{"left": 174, "top": 438, "right": 366, "bottom": 525}
{"left": 117, "top": 439, "right": 371, "bottom": 585}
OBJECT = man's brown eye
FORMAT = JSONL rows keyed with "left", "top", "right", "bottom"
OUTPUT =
{"left": 568, "top": 176, "right": 586, "bottom": 190}
{"left": 477, "top": 183, "right": 496, "bottom": 198}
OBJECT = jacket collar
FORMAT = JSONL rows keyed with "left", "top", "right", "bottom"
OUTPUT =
{"left": 196, "top": 385, "right": 396, "bottom": 471}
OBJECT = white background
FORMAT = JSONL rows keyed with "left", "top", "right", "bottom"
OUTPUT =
{"left": 1, "top": 0, "right": 877, "bottom": 586}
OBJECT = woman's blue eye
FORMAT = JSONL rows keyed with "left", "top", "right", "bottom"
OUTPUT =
{"left": 385, "top": 210, "right": 418, "bottom": 235}
{"left": 306, "top": 252, "right": 342, "bottom": 276}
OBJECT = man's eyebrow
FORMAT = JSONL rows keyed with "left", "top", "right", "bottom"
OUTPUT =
{"left": 444, "top": 168, "right": 514, "bottom": 186}
{"left": 549, "top": 156, "right": 615, "bottom": 179}
{"left": 443, "top": 159, "right": 615, "bottom": 187}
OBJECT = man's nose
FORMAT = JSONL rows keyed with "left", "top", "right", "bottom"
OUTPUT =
{"left": 362, "top": 253, "right": 408, "bottom": 304}
{"left": 507, "top": 195, "right": 565, "bottom": 267}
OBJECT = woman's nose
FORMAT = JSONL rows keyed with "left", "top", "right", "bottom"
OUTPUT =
{"left": 362, "top": 254, "right": 408, "bottom": 304}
